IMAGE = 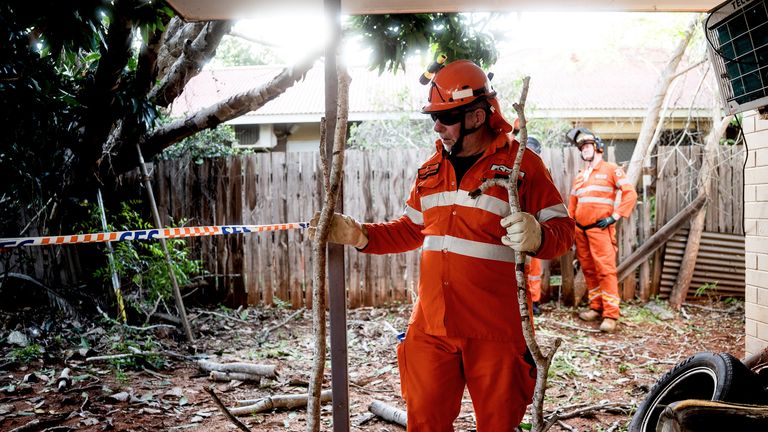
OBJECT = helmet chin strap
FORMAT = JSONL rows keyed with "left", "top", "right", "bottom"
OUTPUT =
{"left": 447, "top": 116, "right": 484, "bottom": 156}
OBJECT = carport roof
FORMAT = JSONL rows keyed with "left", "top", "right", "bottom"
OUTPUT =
{"left": 166, "top": 0, "right": 721, "bottom": 21}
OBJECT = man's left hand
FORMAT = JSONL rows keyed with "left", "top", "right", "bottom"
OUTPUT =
{"left": 596, "top": 216, "right": 616, "bottom": 228}
{"left": 500, "top": 212, "right": 542, "bottom": 253}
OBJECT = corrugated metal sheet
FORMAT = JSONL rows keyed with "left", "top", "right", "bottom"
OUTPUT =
{"left": 659, "top": 230, "right": 745, "bottom": 299}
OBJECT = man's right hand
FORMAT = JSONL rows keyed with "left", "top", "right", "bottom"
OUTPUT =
{"left": 308, "top": 212, "right": 368, "bottom": 249}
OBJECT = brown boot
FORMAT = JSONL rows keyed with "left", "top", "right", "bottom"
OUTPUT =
{"left": 599, "top": 318, "right": 618, "bottom": 333}
{"left": 579, "top": 309, "right": 601, "bottom": 322}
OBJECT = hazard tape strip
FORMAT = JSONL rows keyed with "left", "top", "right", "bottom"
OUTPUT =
{"left": 0, "top": 222, "right": 310, "bottom": 249}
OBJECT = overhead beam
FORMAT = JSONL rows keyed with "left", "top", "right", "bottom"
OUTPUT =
{"left": 166, "top": 0, "right": 719, "bottom": 21}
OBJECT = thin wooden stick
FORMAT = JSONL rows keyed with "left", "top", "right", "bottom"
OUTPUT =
{"left": 203, "top": 386, "right": 253, "bottom": 432}
{"left": 472, "top": 77, "right": 561, "bottom": 432}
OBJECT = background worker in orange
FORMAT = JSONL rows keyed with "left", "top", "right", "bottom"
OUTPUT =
{"left": 567, "top": 127, "right": 637, "bottom": 333}
{"left": 524, "top": 136, "right": 544, "bottom": 316}
{"left": 310, "top": 60, "right": 574, "bottom": 431}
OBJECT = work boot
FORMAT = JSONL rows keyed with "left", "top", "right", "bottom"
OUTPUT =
{"left": 532, "top": 302, "right": 542, "bottom": 316}
{"left": 579, "top": 309, "right": 601, "bottom": 322}
{"left": 599, "top": 318, "right": 618, "bottom": 333}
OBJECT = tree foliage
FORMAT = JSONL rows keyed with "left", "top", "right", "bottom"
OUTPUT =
{"left": 348, "top": 13, "right": 498, "bottom": 73}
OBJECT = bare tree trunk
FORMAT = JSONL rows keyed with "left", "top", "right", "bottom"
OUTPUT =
{"left": 625, "top": 17, "right": 698, "bottom": 188}
{"left": 306, "top": 66, "right": 351, "bottom": 432}
{"left": 669, "top": 113, "right": 732, "bottom": 309}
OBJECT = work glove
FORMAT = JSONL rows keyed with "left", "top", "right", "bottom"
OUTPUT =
{"left": 596, "top": 216, "right": 616, "bottom": 229}
{"left": 308, "top": 212, "right": 368, "bottom": 249}
{"left": 500, "top": 212, "right": 542, "bottom": 254}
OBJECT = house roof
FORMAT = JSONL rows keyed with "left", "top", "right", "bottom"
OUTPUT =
{"left": 169, "top": 46, "right": 719, "bottom": 124}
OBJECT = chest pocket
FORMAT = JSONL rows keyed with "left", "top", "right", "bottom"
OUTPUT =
{"left": 592, "top": 173, "right": 614, "bottom": 189}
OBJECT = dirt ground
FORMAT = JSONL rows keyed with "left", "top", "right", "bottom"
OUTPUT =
{"left": 0, "top": 299, "right": 745, "bottom": 432}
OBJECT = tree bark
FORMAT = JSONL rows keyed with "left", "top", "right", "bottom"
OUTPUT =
{"left": 150, "top": 20, "right": 233, "bottom": 107}
{"left": 669, "top": 114, "right": 732, "bottom": 309}
{"left": 306, "top": 66, "right": 351, "bottom": 432}
{"left": 617, "top": 194, "right": 707, "bottom": 282}
{"left": 110, "top": 50, "right": 322, "bottom": 174}
{"left": 625, "top": 17, "right": 698, "bottom": 189}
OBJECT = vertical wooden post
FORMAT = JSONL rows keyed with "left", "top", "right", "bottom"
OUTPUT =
{"left": 323, "top": 0, "right": 349, "bottom": 430}
{"left": 559, "top": 251, "right": 575, "bottom": 306}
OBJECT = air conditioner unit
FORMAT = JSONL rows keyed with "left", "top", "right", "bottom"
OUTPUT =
{"left": 705, "top": 0, "right": 768, "bottom": 114}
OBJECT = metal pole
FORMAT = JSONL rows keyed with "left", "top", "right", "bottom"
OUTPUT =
{"left": 136, "top": 144, "right": 195, "bottom": 343}
{"left": 96, "top": 189, "right": 127, "bottom": 323}
{"left": 324, "top": 0, "right": 349, "bottom": 430}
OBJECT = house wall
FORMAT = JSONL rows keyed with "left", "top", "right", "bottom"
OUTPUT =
{"left": 744, "top": 109, "right": 768, "bottom": 356}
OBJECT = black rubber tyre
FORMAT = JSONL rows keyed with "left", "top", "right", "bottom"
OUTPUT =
{"left": 629, "top": 352, "right": 768, "bottom": 432}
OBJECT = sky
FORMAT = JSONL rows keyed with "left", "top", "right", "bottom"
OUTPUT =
{"left": 231, "top": 11, "right": 701, "bottom": 65}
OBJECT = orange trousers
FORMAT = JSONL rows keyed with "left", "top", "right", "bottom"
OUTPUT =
{"left": 526, "top": 257, "right": 542, "bottom": 303}
{"left": 397, "top": 326, "right": 536, "bottom": 431}
{"left": 574, "top": 225, "right": 621, "bottom": 319}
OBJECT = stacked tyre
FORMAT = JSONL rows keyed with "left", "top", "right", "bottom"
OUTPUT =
{"left": 629, "top": 352, "right": 768, "bottom": 432}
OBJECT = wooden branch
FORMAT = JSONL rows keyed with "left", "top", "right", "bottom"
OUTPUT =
{"left": 369, "top": 400, "right": 407, "bottom": 427}
{"left": 258, "top": 309, "right": 304, "bottom": 342}
{"left": 307, "top": 60, "right": 351, "bottom": 432}
{"left": 617, "top": 194, "right": 707, "bottom": 282}
{"left": 198, "top": 360, "right": 277, "bottom": 378}
{"left": 56, "top": 368, "right": 71, "bottom": 392}
{"left": 472, "top": 77, "right": 561, "bottom": 432}
{"left": 669, "top": 114, "right": 732, "bottom": 309}
{"left": 203, "top": 386, "right": 253, "bottom": 432}
{"left": 625, "top": 17, "right": 698, "bottom": 188}
{"left": 209, "top": 371, "right": 261, "bottom": 383}
{"left": 230, "top": 390, "right": 332, "bottom": 416}
{"left": 548, "top": 402, "right": 632, "bottom": 420}
{"left": 150, "top": 20, "right": 233, "bottom": 107}
{"left": 155, "top": 19, "right": 205, "bottom": 79}
{"left": 122, "top": 49, "right": 321, "bottom": 172}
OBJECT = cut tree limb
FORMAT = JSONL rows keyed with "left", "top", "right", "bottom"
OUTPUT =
{"left": 617, "top": 194, "right": 707, "bottom": 282}
{"left": 209, "top": 371, "right": 261, "bottom": 383}
{"left": 198, "top": 360, "right": 277, "bottom": 378}
{"left": 230, "top": 390, "right": 332, "bottom": 416}
{"left": 369, "top": 400, "right": 407, "bottom": 427}
{"left": 56, "top": 367, "right": 71, "bottom": 392}
{"left": 669, "top": 114, "right": 733, "bottom": 309}
{"left": 658, "top": 399, "right": 768, "bottom": 432}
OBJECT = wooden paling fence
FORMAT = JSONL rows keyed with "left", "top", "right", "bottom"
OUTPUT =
{"left": 127, "top": 144, "right": 744, "bottom": 308}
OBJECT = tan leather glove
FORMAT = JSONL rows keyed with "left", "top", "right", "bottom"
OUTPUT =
{"left": 308, "top": 212, "right": 368, "bottom": 249}
{"left": 500, "top": 212, "right": 542, "bottom": 254}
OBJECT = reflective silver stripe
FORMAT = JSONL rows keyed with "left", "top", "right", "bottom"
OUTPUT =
{"left": 404, "top": 205, "right": 423, "bottom": 226}
{"left": 421, "top": 191, "right": 458, "bottom": 211}
{"left": 614, "top": 190, "right": 623, "bottom": 210}
{"left": 537, "top": 203, "right": 569, "bottom": 222}
{"left": 455, "top": 192, "right": 509, "bottom": 217}
{"left": 578, "top": 197, "right": 615, "bottom": 205}
{"left": 423, "top": 235, "right": 515, "bottom": 262}
{"left": 527, "top": 275, "right": 542, "bottom": 281}
{"left": 617, "top": 178, "right": 631, "bottom": 186}
{"left": 421, "top": 190, "right": 509, "bottom": 217}
{"left": 575, "top": 185, "right": 614, "bottom": 195}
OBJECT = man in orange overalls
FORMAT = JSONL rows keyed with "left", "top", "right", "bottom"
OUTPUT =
{"left": 310, "top": 60, "right": 574, "bottom": 430}
{"left": 567, "top": 127, "right": 637, "bottom": 333}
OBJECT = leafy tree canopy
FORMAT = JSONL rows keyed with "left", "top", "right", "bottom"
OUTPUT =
{"left": 347, "top": 13, "right": 499, "bottom": 73}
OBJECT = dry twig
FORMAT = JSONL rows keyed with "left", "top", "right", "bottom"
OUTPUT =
{"left": 203, "top": 385, "right": 253, "bottom": 432}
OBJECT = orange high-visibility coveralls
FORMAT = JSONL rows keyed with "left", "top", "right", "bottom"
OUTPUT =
{"left": 568, "top": 160, "right": 637, "bottom": 319}
{"left": 526, "top": 257, "right": 542, "bottom": 303}
{"left": 363, "top": 135, "right": 574, "bottom": 431}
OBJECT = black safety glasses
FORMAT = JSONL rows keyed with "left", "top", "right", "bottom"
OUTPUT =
{"left": 430, "top": 110, "right": 465, "bottom": 126}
